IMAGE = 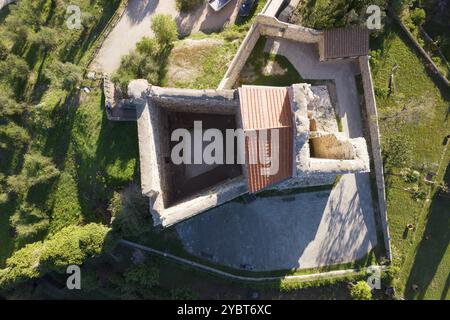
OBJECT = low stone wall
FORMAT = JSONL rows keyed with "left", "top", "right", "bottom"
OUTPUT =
{"left": 218, "top": 23, "right": 261, "bottom": 90}
{"left": 358, "top": 56, "right": 392, "bottom": 261}
{"left": 218, "top": 13, "right": 323, "bottom": 90}
{"left": 257, "top": 15, "right": 323, "bottom": 44}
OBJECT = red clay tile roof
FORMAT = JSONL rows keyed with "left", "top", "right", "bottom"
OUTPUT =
{"left": 239, "top": 86, "right": 294, "bottom": 193}
{"left": 324, "top": 27, "right": 369, "bottom": 59}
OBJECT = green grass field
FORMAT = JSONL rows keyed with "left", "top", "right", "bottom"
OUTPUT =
{"left": 371, "top": 21, "right": 450, "bottom": 299}
{"left": 0, "top": 0, "right": 136, "bottom": 266}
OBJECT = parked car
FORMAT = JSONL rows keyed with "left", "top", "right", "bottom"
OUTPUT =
{"left": 208, "top": 0, "right": 233, "bottom": 12}
{"left": 238, "top": 0, "right": 258, "bottom": 17}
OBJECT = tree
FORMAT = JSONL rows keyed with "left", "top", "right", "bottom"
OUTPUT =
{"left": 0, "top": 54, "right": 30, "bottom": 84}
{"left": 44, "top": 60, "right": 82, "bottom": 89}
{"left": 0, "top": 223, "right": 111, "bottom": 289}
{"left": 351, "top": 280, "right": 373, "bottom": 300}
{"left": 0, "top": 40, "right": 9, "bottom": 60}
{"left": 151, "top": 14, "right": 178, "bottom": 47}
{"left": 0, "top": 85, "right": 25, "bottom": 117}
{"left": 30, "top": 27, "right": 59, "bottom": 51}
{"left": 410, "top": 8, "right": 426, "bottom": 26}
{"left": 296, "top": 0, "right": 387, "bottom": 29}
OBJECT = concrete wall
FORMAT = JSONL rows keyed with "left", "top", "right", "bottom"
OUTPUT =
{"left": 358, "top": 56, "right": 392, "bottom": 261}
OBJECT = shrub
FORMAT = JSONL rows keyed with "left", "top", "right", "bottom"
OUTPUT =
{"left": 0, "top": 54, "right": 30, "bottom": 84}
{"left": 382, "top": 133, "right": 412, "bottom": 171}
{"left": 10, "top": 203, "right": 50, "bottom": 247}
{"left": 170, "top": 288, "right": 199, "bottom": 300}
{"left": 410, "top": 8, "right": 426, "bottom": 26}
{"left": 404, "top": 169, "right": 420, "bottom": 183}
{"left": 123, "top": 263, "right": 159, "bottom": 291}
{"left": 296, "top": 0, "right": 386, "bottom": 29}
{"left": 151, "top": 14, "right": 178, "bottom": 47}
{"left": 176, "top": 0, "right": 203, "bottom": 12}
{"left": 0, "top": 86, "right": 25, "bottom": 117}
{"left": 351, "top": 280, "right": 373, "bottom": 300}
{"left": 383, "top": 265, "right": 400, "bottom": 287}
{"left": 0, "top": 40, "right": 9, "bottom": 60}
{"left": 0, "top": 122, "right": 30, "bottom": 148}
{"left": 44, "top": 60, "right": 82, "bottom": 90}
{"left": 109, "top": 184, "right": 150, "bottom": 237}
{"left": 0, "top": 223, "right": 111, "bottom": 289}
{"left": 30, "top": 27, "right": 59, "bottom": 50}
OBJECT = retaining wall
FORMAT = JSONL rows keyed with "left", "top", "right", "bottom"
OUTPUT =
{"left": 359, "top": 56, "right": 392, "bottom": 261}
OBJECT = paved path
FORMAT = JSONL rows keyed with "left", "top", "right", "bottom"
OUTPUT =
{"left": 265, "top": 39, "right": 363, "bottom": 138}
{"left": 177, "top": 174, "right": 377, "bottom": 271}
{"left": 92, "top": 0, "right": 238, "bottom": 74}
{"left": 120, "top": 239, "right": 380, "bottom": 282}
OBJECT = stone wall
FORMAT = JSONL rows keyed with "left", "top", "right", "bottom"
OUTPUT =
{"left": 358, "top": 56, "right": 392, "bottom": 261}
{"left": 218, "top": 23, "right": 261, "bottom": 90}
{"left": 218, "top": 9, "right": 324, "bottom": 90}
{"left": 131, "top": 81, "right": 248, "bottom": 227}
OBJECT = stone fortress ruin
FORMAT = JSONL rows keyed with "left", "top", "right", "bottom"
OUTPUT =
{"left": 123, "top": 80, "right": 370, "bottom": 227}
{"left": 103, "top": 0, "right": 391, "bottom": 259}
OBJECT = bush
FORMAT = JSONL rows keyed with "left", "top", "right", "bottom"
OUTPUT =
{"left": 351, "top": 280, "right": 373, "bottom": 300}
{"left": 121, "top": 262, "right": 160, "bottom": 298}
{"left": 151, "top": 14, "right": 178, "bottom": 47}
{"left": 0, "top": 40, "right": 9, "bottom": 60}
{"left": 10, "top": 203, "right": 50, "bottom": 247}
{"left": 44, "top": 60, "right": 82, "bottom": 90}
{"left": 176, "top": 0, "right": 203, "bottom": 12}
{"left": 30, "top": 27, "right": 59, "bottom": 50}
{"left": 0, "top": 223, "right": 111, "bottom": 289}
{"left": 410, "top": 8, "right": 426, "bottom": 26}
{"left": 0, "top": 54, "right": 30, "bottom": 84}
{"left": 109, "top": 184, "right": 150, "bottom": 237}
{"left": 6, "top": 152, "right": 60, "bottom": 195}
{"left": 382, "top": 133, "right": 412, "bottom": 171}
{"left": 296, "top": 0, "right": 386, "bottom": 29}
{"left": 404, "top": 169, "right": 420, "bottom": 183}
{"left": 383, "top": 265, "right": 400, "bottom": 287}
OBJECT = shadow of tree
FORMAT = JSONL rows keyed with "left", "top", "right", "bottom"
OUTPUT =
{"left": 73, "top": 90, "right": 139, "bottom": 225}
{"left": 404, "top": 161, "right": 450, "bottom": 299}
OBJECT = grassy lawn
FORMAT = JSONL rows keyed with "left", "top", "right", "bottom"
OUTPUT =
{"left": 371, "top": 21, "right": 450, "bottom": 299}
{"left": 163, "top": 34, "right": 239, "bottom": 89}
{"left": 239, "top": 37, "right": 304, "bottom": 87}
